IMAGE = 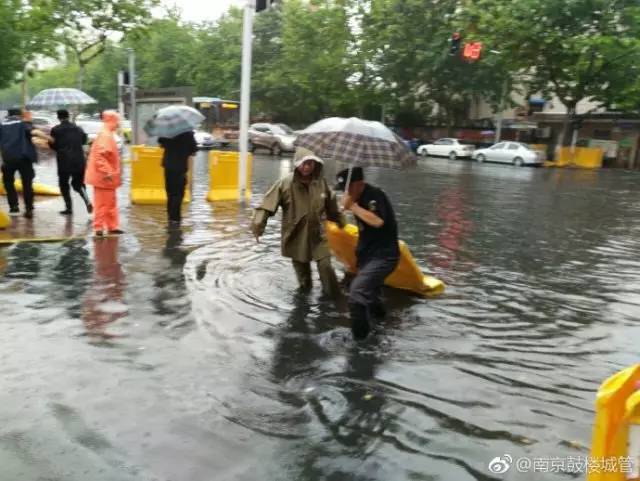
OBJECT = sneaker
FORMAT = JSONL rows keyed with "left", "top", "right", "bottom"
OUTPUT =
{"left": 59, "top": 209, "right": 73, "bottom": 216}
{"left": 9, "top": 207, "right": 19, "bottom": 216}
{"left": 23, "top": 210, "right": 33, "bottom": 219}
{"left": 108, "top": 229, "right": 125, "bottom": 235}
{"left": 95, "top": 231, "right": 105, "bottom": 237}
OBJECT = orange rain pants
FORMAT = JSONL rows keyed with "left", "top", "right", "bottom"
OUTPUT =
{"left": 93, "top": 188, "right": 119, "bottom": 231}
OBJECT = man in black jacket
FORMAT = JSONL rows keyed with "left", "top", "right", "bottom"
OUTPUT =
{"left": 158, "top": 130, "right": 197, "bottom": 225}
{"left": 335, "top": 167, "right": 400, "bottom": 339}
{"left": 49, "top": 110, "right": 92, "bottom": 215}
{"left": 0, "top": 108, "right": 49, "bottom": 218}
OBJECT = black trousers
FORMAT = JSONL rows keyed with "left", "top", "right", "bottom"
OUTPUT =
{"left": 349, "top": 256, "right": 399, "bottom": 338}
{"left": 2, "top": 161, "right": 34, "bottom": 211}
{"left": 58, "top": 170, "right": 87, "bottom": 210}
{"left": 164, "top": 169, "right": 186, "bottom": 222}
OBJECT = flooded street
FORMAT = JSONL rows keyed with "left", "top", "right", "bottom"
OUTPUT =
{"left": 1, "top": 153, "right": 640, "bottom": 480}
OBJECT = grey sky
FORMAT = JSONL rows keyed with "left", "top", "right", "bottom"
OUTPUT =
{"left": 163, "top": 0, "right": 245, "bottom": 22}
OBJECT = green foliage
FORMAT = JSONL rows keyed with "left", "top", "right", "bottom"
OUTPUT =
{"left": 1, "top": 0, "right": 638, "bottom": 130}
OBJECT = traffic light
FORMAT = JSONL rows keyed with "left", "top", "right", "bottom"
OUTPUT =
{"left": 462, "top": 42, "right": 483, "bottom": 61}
{"left": 256, "top": 0, "right": 277, "bottom": 12}
{"left": 450, "top": 32, "right": 462, "bottom": 55}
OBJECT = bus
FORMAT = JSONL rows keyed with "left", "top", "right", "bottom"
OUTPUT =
{"left": 193, "top": 97, "right": 240, "bottom": 147}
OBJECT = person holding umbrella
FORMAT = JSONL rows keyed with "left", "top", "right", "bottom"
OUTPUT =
{"left": 85, "top": 110, "right": 123, "bottom": 236}
{"left": 334, "top": 167, "right": 399, "bottom": 339}
{"left": 294, "top": 116, "right": 415, "bottom": 339}
{"left": 49, "top": 109, "right": 92, "bottom": 216}
{"left": 251, "top": 147, "right": 345, "bottom": 296}
{"left": 158, "top": 130, "right": 197, "bottom": 225}
{"left": 144, "top": 106, "right": 202, "bottom": 226}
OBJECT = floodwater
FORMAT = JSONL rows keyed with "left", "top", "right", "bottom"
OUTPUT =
{"left": 1, "top": 153, "right": 639, "bottom": 481}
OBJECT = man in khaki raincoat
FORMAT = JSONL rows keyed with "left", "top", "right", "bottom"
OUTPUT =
{"left": 251, "top": 147, "right": 345, "bottom": 296}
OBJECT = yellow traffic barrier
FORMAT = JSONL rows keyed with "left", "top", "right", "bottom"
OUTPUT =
{"left": 588, "top": 364, "right": 640, "bottom": 481}
{"left": 325, "top": 221, "right": 445, "bottom": 297}
{"left": 0, "top": 177, "right": 61, "bottom": 196}
{"left": 553, "top": 147, "right": 604, "bottom": 169}
{"left": 0, "top": 210, "right": 10, "bottom": 229}
{"left": 130, "top": 145, "right": 191, "bottom": 205}
{"left": 207, "top": 150, "right": 252, "bottom": 202}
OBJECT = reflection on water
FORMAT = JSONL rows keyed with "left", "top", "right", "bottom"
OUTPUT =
{"left": 1, "top": 155, "right": 640, "bottom": 480}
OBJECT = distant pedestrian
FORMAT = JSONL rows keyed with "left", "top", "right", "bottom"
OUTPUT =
{"left": 335, "top": 167, "right": 400, "bottom": 339}
{"left": 85, "top": 110, "right": 123, "bottom": 236}
{"left": 158, "top": 130, "right": 197, "bottom": 225}
{"left": 49, "top": 109, "right": 92, "bottom": 215}
{"left": 0, "top": 108, "right": 51, "bottom": 218}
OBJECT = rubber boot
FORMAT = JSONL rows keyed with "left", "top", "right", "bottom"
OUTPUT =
{"left": 350, "top": 303, "right": 370, "bottom": 340}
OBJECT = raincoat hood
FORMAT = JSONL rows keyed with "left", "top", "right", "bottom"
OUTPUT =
{"left": 102, "top": 110, "right": 120, "bottom": 132}
{"left": 293, "top": 147, "right": 324, "bottom": 168}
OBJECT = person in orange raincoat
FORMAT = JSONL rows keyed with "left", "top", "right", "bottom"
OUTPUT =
{"left": 85, "top": 110, "right": 123, "bottom": 236}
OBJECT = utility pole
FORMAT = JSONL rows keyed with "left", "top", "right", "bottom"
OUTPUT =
{"left": 128, "top": 49, "right": 137, "bottom": 145}
{"left": 238, "top": 0, "right": 255, "bottom": 202}
{"left": 494, "top": 78, "right": 508, "bottom": 143}
{"left": 117, "top": 71, "right": 125, "bottom": 120}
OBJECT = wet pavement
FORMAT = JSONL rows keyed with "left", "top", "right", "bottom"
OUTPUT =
{"left": 1, "top": 153, "right": 640, "bottom": 480}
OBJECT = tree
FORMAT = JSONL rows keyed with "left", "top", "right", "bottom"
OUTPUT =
{"left": 463, "top": 0, "right": 640, "bottom": 146}
{"left": 359, "top": 0, "right": 510, "bottom": 131}
{"left": 33, "top": 0, "right": 160, "bottom": 89}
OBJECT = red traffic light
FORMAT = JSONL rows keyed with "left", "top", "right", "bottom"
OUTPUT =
{"left": 463, "top": 42, "right": 483, "bottom": 61}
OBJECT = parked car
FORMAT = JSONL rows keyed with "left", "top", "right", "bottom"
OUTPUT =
{"left": 417, "top": 138, "right": 475, "bottom": 160}
{"left": 472, "top": 142, "right": 544, "bottom": 166}
{"left": 248, "top": 123, "right": 297, "bottom": 155}
{"left": 77, "top": 121, "right": 124, "bottom": 154}
{"left": 30, "top": 115, "right": 57, "bottom": 135}
{"left": 194, "top": 130, "right": 215, "bottom": 149}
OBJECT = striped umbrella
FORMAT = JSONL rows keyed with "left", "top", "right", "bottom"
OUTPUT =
{"left": 27, "top": 88, "right": 97, "bottom": 108}
{"left": 294, "top": 117, "right": 416, "bottom": 169}
{"left": 143, "top": 105, "right": 204, "bottom": 139}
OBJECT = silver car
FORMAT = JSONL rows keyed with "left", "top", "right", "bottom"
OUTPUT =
{"left": 77, "top": 121, "right": 124, "bottom": 155}
{"left": 472, "top": 142, "right": 544, "bottom": 166}
{"left": 248, "top": 123, "right": 297, "bottom": 156}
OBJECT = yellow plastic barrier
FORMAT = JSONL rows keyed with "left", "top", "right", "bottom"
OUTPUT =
{"left": 554, "top": 147, "right": 604, "bottom": 169}
{"left": 0, "top": 210, "right": 10, "bottom": 229}
{"left": 325, "top": 221, "right": 445, "bottom": 297}
{"left": 130, "top": 145, "right": 191, "bottom": 205}
{"left": 207, "top": 151, "right": 252, "bottom": 202}
{"left": 0, "top": 177, "right": 61, "bottom": 196}
{"left": 588, "top": 364, "right": 640, "bottom": 481}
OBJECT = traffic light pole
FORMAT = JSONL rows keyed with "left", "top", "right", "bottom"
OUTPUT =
{"left": 128, "top": 49, "right": 137, "bottom": 145}
{"left": 238, "top": 0, "right": 255, "bottom": 202}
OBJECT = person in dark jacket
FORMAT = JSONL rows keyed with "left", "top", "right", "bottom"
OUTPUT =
{"left": 335, "top": 167, "right": 400, "bottom": 339}
{"left": 158, "top": 130, "right": 197, "bottom": 225}
{"left": 0, "top": 108, "right": 50, "bottom": 218}
{"left": 49, "top": 109, "right": 92, "bottom": 215}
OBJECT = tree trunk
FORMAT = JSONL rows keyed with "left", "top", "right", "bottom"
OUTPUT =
{"left": 77, "top": 63, "right": 85, "bottom": 90}
{"left": 21, "top": 66, "right": 28, "bottom": 111}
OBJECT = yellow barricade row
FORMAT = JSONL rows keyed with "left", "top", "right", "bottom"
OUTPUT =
{"left": 553, "top": 147, "right": 604, "bottom": 169}
{"left": 130, "top": 145, "right": 191, "bottom": 205}
{"left": 207, "top": 150, "right": 252, "bottom": 202}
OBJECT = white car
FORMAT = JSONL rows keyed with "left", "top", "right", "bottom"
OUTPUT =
{"left": 77, "top": 121, "right": 124, "bottom": 154}
{"left": 248, "top": 123, "right": 297, "bottom": 155}
{"left": 417, "top": 138, "right": 475, "bottom": 160}
{"left": 472, "top": 142, "right": 544, "bottom": 166}
{"left": 194, "top": 130, "right": 215, "bottom": 149}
